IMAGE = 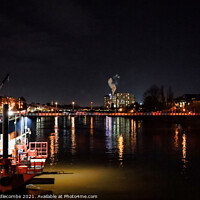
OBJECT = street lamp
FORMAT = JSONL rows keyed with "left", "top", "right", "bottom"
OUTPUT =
{"left": 72, "top": 101, "right": 75, "bottom": 110}
{"left": 55, "top": 102, "right": 58, "bottom": 112}
{"left": 91, "top": 101, "right": 93, "bottom": 110}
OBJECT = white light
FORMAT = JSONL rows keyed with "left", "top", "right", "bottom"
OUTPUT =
{"left": 8, "top": 111, "right": 14, "bottom": 116}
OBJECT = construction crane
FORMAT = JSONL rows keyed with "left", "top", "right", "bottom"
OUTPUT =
{"left": 0, "top": 73, "right": 9, "bottom": 91}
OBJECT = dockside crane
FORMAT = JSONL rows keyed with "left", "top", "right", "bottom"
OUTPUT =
{"left": 0, "top": 73, "right": 9, "bottom": 91}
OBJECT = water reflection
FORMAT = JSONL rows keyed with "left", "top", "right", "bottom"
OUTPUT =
{"left": 138, "top": 121, "right": 141, "bottom": 129}
{"left": 130, "top": 119, "right": 137, "bottom": 153}
{"left": 49, "top": 117, "right": 59, "bottom": 166}
{"left": 49, "top": 133, "right": 55, "bottom": 166}
{"left": 63, "top": 129, "right": 67, "bottom": 153}
{"left": 90, "top": 117, "right": 93, "bottom": 135}
{"left": 90, "top": 117, "right": 94, "bottom": 151}
{"left": 105, "top": 117, "right": 112, "bottom": 153}
{"left": 118, "top": 134, "right": 124, "bottom": 166}
{"left": 71, "top": 117, "right": 76, "bottom": 155}
{"left": 174, "top": 125, "right": 188, "bottom": 174}
{"left": 67, "top": 115, "right": 71, "bottom": 127}
{"left": 84, "top": 115, "right": 87, "bottom": 126}
{"left": 106, "top": 116, "right": 112, "bottom": 136}
{"left": 105, "top": 117, "right": 138, "bottom": 165}
{"left": 25, "top": 116, "right": 200, "bottom": 198}
{"left": 71, "top": 117, "right": 75, "bottom": 129}
{"left": 174, "top": 127, "right": 179, "bottom": 148}
{"left": 63, "top": 117, "right": 66, "bottom": 128}
{"left": 182, "top": 133, "right": 187, "bottom": 170}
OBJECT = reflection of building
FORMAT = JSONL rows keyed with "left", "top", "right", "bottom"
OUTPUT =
{"left": 104, "top": 93, "right": 135, "bottom": 109}
{"left": 175, "top": 94, "right": 200, "bottom": 112}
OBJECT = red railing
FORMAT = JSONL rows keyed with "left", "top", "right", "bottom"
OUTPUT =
{"left": 29, "top": 142, "right": 48, "bottom": 158}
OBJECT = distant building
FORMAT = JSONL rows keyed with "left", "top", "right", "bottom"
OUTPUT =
{"left": 18, "top": 97, "right": 27, "bottom": 110}
{"left": 104, "top": 93, "right": 135, "bottom": 109}
{"left": 104, "top": 95, "right": 111, "bottom": 109}
{"left": 0, "top": 96, "right": 17, "bottom": 111}
{"left": 174, "top": 94, "right": 200, "bottom": 112}
{"left": 116, "top": 93, "right": 135, "bottom": 108}
{"left": 0, "top": 96, "right": 27, "bottom": 111}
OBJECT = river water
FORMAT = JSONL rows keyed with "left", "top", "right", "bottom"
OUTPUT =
{"left": 12, "top": 116, "right": 200, "bottom": 199}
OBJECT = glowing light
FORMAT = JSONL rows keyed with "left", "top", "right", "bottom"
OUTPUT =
{"left": 49, "top": 133, "right": 55, "bottom": 166}
{"left": 118, "top": 134, "right": 124, "bottom": 166}
{"left": 182, "top": 133, "right": 187, "bottom": 169}
{"left": 91, "top": 101, "right": 93, "bottom": 110}
{"left": 71, "top": 117, "right": 75, "bottom": 129}
{"left": 90, "top": 117, "right": 93, "bottom": 135}
{"left": 174, "top": 128, "right": 179, "bottom": 148}
{"left": 71, "top": 128, "right": 76, "bottom": 155}
{"left": 105, "top": 116, "right": 113, "bottom": 153}
{"left": 90, "top": 117, "right": 94, "bottom": 150}
{"left": 55, "top": 117, "right": 58, "bottom": 128}
{"left": 131, "top": 119, "right": 134, "bottom": 135}
{"left": 8, "top": 110, "right": 14, "bottom": 116}
{"left": 72, "top": 102, "right": 75, "bottom": 110}
{"left": 106, "top": 116, "right": 112, "bottom": 136}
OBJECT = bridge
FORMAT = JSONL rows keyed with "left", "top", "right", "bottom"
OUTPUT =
{"left": 21, "top": 112, "right": 199, "bottom": 118}
{"left": 0, "top": 111, "right": 199, "bottom": 119}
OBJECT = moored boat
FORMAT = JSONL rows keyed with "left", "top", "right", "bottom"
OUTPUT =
{"left": 0, "top": 104, "right": 48, "bottom": 193}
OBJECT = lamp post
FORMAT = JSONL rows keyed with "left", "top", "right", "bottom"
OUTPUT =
{"left": 72, "top": 101, "right": 75, "bottom": 110}
{"left": 91, "top": 101, "right": 93, "bottom": 110}
{"left": 55, "top": 102, "right": 58, "bottom": 113}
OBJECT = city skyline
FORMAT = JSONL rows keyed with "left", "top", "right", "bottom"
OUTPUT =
{"left": 1, "top": 1, "right": 200, "bottom": 106}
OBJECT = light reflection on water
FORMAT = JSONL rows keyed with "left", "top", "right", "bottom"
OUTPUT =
{"left": 71, "top": 117, "right": 76, "bottom": 156}
{"left": 49, "top": 117, "right": 59, "bottom": 166}
{"left": 30, "top": 116, "right": 191, "bottom": 171}
{"left": 24, "top": 116, "right": 200, "bottom": 198}
{"left": 173, "top": 124, "right": 188, "bottom": 173}
{"left": 90, "top": 117, "right": 94, "bottom": 151}
{"left": 118, "top": 134, "right": 124, "bottom": 166}
{"left": 182, "top": 133, "right": 187, "bottom": 170}
{"left": 174, "top": 127, "right": 179, "bottom": 148}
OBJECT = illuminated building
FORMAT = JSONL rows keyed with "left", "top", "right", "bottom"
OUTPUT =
{"left": 104, "top": 95, "right": 111, "bottom": 109}
{"left": 175, "top": 94, "right": 200, "bottom": 112}
{"left": 0, "top": 96, "right": 27, "bottom": 111}
{"left": 104, "top": 93, "right": 135, "bottom": 109}
{"left": 18, "top": 97, "right": 27, "bottom": 110}
{"left": 0, "top": 96, "right": 17, "bottom": 111}
{"left": 116, "top": 93, "right": 135, "bottom": 108}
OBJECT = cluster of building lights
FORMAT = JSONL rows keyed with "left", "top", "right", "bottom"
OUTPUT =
{"left": 0, "top": 96, "right": 25, "bottom": 112}
{"left": 104, "top": 93, "right": 135, "bottom": 110}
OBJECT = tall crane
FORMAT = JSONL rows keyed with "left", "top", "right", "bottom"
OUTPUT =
{"left": 0, "top": 73, "right": 9, "bottom": 91}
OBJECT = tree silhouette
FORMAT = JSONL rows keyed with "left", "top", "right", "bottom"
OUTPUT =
{"left": 143, "top": 85, "right": 167, "bottom": 111}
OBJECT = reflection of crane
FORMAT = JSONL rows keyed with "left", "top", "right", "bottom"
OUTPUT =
{"left": 0, "top": 73, "right": 9, "bottom": 91}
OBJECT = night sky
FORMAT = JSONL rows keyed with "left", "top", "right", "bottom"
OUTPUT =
{"left": 1, "top": 1, "right": 200, "bottom": 106}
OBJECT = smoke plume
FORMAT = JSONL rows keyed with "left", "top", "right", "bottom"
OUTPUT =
{"left": 108, "top": 74, "right": 120, "bottom": 96}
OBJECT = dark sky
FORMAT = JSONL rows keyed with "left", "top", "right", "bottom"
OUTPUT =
{"left": 1, "top": 0, "right": 200, "bottom": 106}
